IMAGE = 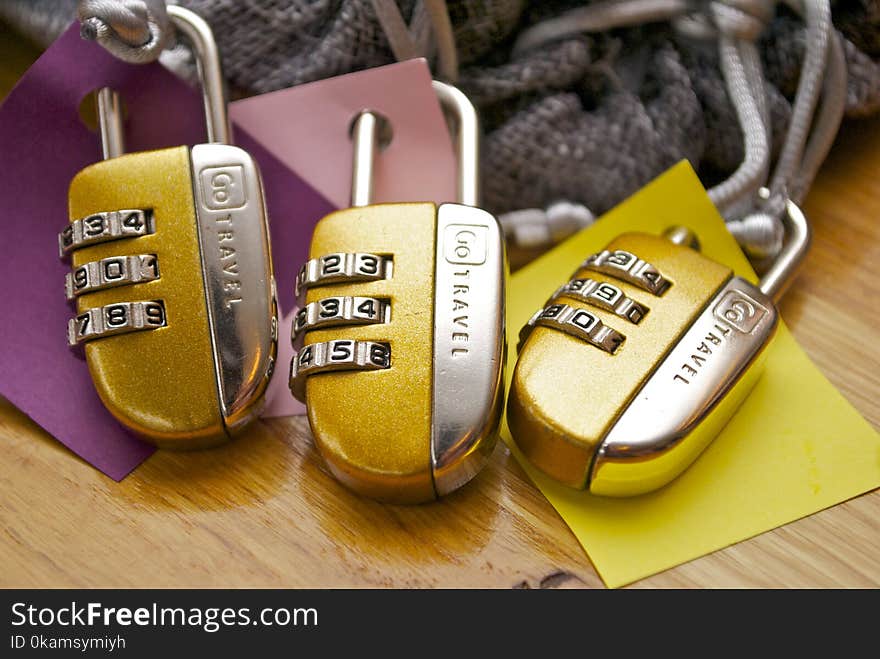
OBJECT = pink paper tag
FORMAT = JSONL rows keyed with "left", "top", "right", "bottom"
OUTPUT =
{"left": 230, "top": 58, "right": 457, "bottom": 209}
{"left": 233, "top": 59, "right": 459, "bottom": 418}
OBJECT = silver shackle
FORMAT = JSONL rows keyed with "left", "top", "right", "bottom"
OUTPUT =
{"left": 756, "top": 200, "right": 812, "bottom": 302}
{"left": 664, "top": 198, "right": 811, "bottom": 303}
{"left": 349, "top": 80, "right": 481, "bottom": 208}
{"left": 96, "top": 5, "right": 231, "bottom": 159}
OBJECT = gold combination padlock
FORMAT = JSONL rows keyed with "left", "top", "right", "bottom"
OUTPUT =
{"left": 508, "top": 205, "right": 811, "bottom": 496}
{"left": 289, "top": 82, "right": 507, "bottom": 503}
{"left": 61, "top": 7, "right": 277, "bottom": 448}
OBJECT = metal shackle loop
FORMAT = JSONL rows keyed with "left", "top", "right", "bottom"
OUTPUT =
{"left": 96, "top": 6, "right": 230, "bottom": 160}
{"left": 349, "top": 80, "right": 481, "bottom": 208}
{"left": 167, "top": 5, "right": 230, "bottom": 145}
{"left": 349, "top": 110, "right": 389, "bottom": 208}
{"left": 432, "top": 80, "right": 480, "bottom": 208}
{"left": 757, "top": 199, "right": 812, "bottom": 301}
{"left": 97, "top": 87, "right": 125, "bottom": 159}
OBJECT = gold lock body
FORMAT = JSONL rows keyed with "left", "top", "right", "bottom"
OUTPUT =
{"left": 63, "top": 7, "right": 276, "bottom": 448}
{"left": 302, "top": 203, "right": 436, "bottom": 502}
{"left": 292, "top": 82, "right": 506, "bottom": 503}
{"left": 68, "top": 146, "right": 277, "bottom": 448}
{"left": 508, "top": 232, "right": 779, "bottom": 495}
{"left": 299, "top": 202, "right": 505, "bottom": 503}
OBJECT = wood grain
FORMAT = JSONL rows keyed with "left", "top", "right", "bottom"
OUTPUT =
{"left": 1, "top": 22, "right": 878, "bottom": 587}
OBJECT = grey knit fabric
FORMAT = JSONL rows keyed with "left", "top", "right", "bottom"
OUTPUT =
{"left": 2, "top": 0, "right": 879, "bottom": 220}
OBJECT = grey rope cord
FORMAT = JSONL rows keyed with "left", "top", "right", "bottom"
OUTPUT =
{"left": 370, "top": 0, "right": 421, "bottom": 62}
{"left": 77, "top": 0, "right": 171, "bottom": 63}
{"left": 424, "top": 0, "right": 459, "bottom": 82}
{"left": 768, "top": 0, "right": 830, "bottom": 200}
{"left": 503, "top": 0, "right": 840, "bottom": 259}
{"left": 775, "top": 0, "right": 843, "bottom": 205}
{"left": 687, "top": 2, "right": 779, "bottom": 255}
{"left": 512, "top": 0, "right": 691, "bottom": 58}
{"left": 722, "top": 40, "right": 773, "bottom": 223}
{"left": 500, "top": 202, "right": 597, "bottom": 252}
{"left": 78, "top": 0, "right": 459, "bottom": 77}
{"left": 737, "top": 39, "right": 772, "bottom": 166}
{"left": 709, "top": 37, "right": 771, "bottom": 215}
{"left": 407, "top": 2, "right": 439, "bottom": 60}
{"left": 504, "top": 0, "right": 781, "bottom": 254}
{"left": 677, "top": 0, "right": 775, "bottom": 218}
{"left": 501, "top": 0, "right": 697, "bottom": 250}
{"left": 727, "top": 0, "right": 836, "bottom": 254}
{"left": 75, "top": 0, "right": 842, "bottom": 259}
{"left": 791, "top": 29, "right": 847, "bottom": 203}
{"left": 370, "top": 0, "right": 459, "bottom": 81}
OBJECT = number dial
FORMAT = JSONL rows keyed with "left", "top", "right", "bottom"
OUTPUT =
{"left": 581, "top": 248, "right": 671, "bottom": 296}
{"left": 65, "top": 254, "right": 160, "bottom": 300}
{"left": 523, "top": 303, "right": 625, "bottom": 354}
{"left": 551, "top": 277, "right": 649, "bottom": 324}
{"left": 67, "top": 300, "right": 167, "bottom": 347}
{"left": 295, "top": 252, "right": 392, "bottom": 299}
{"left": 292, "top": 296, "right": 390, "bottom": 342}
{"left": 289, "top": 340, "right": 391, "bottom": 401}
{"left": 59, "top": 210, "right": 153, "bottom": 258}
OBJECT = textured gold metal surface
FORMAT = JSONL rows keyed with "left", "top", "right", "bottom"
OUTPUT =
{"left": 68, "top": 147, "right": 224, "bottom": 448}
{"left": 508, "top": 232, "right": 732, "bottom": 488}
{"left": 303, "top": 203, "right": 436, "bottom": 503}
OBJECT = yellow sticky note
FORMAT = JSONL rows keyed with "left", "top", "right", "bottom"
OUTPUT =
{"left": 504, "top": 161, "right": 880, "bottom": 588}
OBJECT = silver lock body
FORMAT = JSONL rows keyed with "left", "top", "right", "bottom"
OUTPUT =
{"left": 191, "top": 144, "right": 277, "bottom": 431}
{"left": 590, "top": 276, "right": 778, "bottom": 495}
{"left": 432, "top": 202, "right": 506, "bottom": 495}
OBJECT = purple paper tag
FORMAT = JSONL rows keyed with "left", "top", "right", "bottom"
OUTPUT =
{"left": 0, "top": 24, "right": 334, "bottom": 480}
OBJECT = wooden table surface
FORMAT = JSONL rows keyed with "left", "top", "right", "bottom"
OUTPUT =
{"left": 2, "top": 25, "right": 879, "bottom": 589}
